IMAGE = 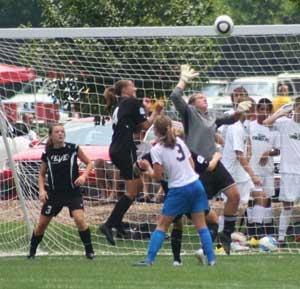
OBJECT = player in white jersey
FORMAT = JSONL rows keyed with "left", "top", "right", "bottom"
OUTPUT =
{"left": 263, "top": 97, "right": 300, "bottom": 246}
{"left": 222, "top": 106, "right": 262, "bottom": 205}
{"left": 134, "top": 115, "right": 215, "bottom": 266}
{"left": 247, "top": 98, "right": 280, "bottom": 242}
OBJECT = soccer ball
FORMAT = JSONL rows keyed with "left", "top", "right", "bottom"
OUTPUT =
{"left": 231, "top": 232, "right": 247, "bottom": 246}
{"left": 259, "top": 236, "right": 278, "bottom": 252}
{"left": 214, "top": 15, "right": 234, "bottom": 35}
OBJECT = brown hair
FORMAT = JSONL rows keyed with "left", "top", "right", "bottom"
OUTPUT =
{"left": 104, "top": 80, "right": 132, "bottom": 114}
{"left": 231, "top": 86, "right": 249, "bottom": 103}
{"left": 188, "top": 92, "right": 203, "bottom": 105}
{"left": 154, "top": 115, "right": 176, "bottom": 148}
{"left": 45, "top": 123, "right": 64, "bottom": 152}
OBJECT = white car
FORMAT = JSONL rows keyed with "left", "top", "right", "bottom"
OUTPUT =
{"left": 0, "top": 122, "right": 31, "bottom": 169}
{"left": 213, "top": 74, "right": 300, "bottom": 112}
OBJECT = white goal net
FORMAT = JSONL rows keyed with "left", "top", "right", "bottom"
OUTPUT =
{"left": 1, "top": 25, "right": 300, "bottom": 256}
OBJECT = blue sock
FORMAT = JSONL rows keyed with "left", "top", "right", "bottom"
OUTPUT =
{"left": 198, "top": 227, "right": 215, "bottom": 264}
{"left": 147, "top": 230, "right": 166, "bottom": 263}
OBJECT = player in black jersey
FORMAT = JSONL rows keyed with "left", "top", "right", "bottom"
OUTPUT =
{"left": 28, "top": 124, "right": 95, "bottom": 259}
{"left": 100, "top": 80, "right": 162, "bottom": 246}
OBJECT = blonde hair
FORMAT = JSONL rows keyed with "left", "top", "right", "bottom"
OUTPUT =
{"left": 154, "top": 115, "right": 176, "bottom": 148}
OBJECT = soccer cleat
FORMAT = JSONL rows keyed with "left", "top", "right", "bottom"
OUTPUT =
{"left": 27, "top": 254, "right": 35, "bottom": 260}
{"left": 208, "top": 260, "right": 216, "bottom": 266}
{"left": 215, "top": 246, "right": 226, "bottom": 255}
{"left": 115, "top": 224, "right": 127, "bottom": 238}
{"left": 248, "top": 237, "right": 259, "bottom": 247}
{"left": 195, "top": 249, "right": 207, "bottom": 265}
{"left": 100, "top": 223, "right": 116, "bottom": 246}
{"left": 231, "top": 242, "right": 250, "bottom": 252}
{"left": 86, "top": 252, "right": 95, "bottom": 260}
{"left": 173, "top": 260, "right": 183, "bottom": 266}
{"left": 219, "top": 232, "right": 231, "bottom": 255}
{"left": 133, "top": 260, "right": 153, "bottom": 267}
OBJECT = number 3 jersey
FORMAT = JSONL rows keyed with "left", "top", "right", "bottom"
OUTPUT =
{"left": 41, "top": 143, "right": 80, "bottom": 195}
{"left": 150, "top": 137, "right": 198, "bottom": 188}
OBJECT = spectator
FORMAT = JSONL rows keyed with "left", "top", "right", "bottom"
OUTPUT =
{"left": 22, "top": 112, "right": 38, "bottom": 141}
{"left": 273, "top": 84, "right": 292, "bottom": 113}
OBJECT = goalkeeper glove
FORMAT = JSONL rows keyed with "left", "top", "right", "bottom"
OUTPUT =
{"left": 180, "top": 64, "right": 199, "bottom": 83}
{"left": 236, "top": 100, "right": 252, "bottom": 113}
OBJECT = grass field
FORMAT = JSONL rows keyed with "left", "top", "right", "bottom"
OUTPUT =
{"left": 0, "top": 254, "right": 299, "bottom": 289}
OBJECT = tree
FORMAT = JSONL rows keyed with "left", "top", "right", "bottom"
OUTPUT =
{"left": 38, "top": 0, "right": 215, "bottom": 27}
{"left": 0, "top": 0, "right": 42, "bottom": 27}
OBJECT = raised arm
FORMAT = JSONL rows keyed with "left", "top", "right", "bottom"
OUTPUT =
{"left": 263, "top": 105, "right": 292, "bottom": 126}
{"left": 170, "top": 65, "right": 199, "bottom": 118}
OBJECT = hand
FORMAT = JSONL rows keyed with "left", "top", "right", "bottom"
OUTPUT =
{"left": 252, "top": 175, "right": 262, "bottom": 187}
{"left": 180, "top": 64, "right": 199, "bottom": 83}
{"left": 236, "top": 100, "right": 253, "bottom": 113}
{"left": 74, "top": 175, "right": 86, "bottom": 186}
{"left": 137, "top": 159, "right": 151, "bottom": 171}
{"left": 259, "top": 152, "right": 269, "bottom": 166}
{"left": 154, "top": 100, "right": 164, "bottom": 114}
{"left": 212, "top": 151, "right": 222, "bottom": 162}
{"left": 39, "top": 190, "right": 48, "bottom": 203}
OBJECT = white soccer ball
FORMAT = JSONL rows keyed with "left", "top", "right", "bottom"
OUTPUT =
{"left": 259, "top": 236, "right": 278, "bottom": 252}
{"left": 214, "top": 15, "right": 234, "bottom": 35}
{"left": 231, "top": 232, "right": 247, "bottom": 246}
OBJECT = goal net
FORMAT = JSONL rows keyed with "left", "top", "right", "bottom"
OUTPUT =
{"left": 1, "top": 25, "right": 300, "bottom": 256}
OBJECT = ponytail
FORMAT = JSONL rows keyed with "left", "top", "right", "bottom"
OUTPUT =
{"left": 154, "top": 115, "right": 176, "bottom": 148}
{"left": 104, "top": 86, "right": 117, "bottom": 114}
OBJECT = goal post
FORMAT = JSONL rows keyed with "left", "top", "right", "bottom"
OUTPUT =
{"left": 1, "top": 25, "right": 300, "bottom": 256}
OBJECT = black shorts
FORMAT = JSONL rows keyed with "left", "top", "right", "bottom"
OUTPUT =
{"left": 198, "top": 161, "right": 235, "bottom": 200}
{"left": 41, "top": 196, "right": 84, "bottom": 217}
{"left": 110, "top": 149, "right": 138, "bottom": 180}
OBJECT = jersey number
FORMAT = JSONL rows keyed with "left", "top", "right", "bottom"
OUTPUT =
{"left": 175, "top": 144, "right": 185, "bottom": 162}
{"left": 45, "top": 205, "right": 52, "bottom": 215}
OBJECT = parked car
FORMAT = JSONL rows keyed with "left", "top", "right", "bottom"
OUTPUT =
{"left": 0, "top": 117, "right": 113, "bottom": 200}
{"left": 213, "top": 74, "right": 300, "bottom": 112}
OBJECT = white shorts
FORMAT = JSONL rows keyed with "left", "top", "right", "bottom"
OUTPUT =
{"left": 236, "top": 179, "right": 255, "bottom": 205}
{"left": 252, "top": 175, "right": 275, "bottom": 198}
{"left": 279, "top": 174, "right": 300, "bottom": 202}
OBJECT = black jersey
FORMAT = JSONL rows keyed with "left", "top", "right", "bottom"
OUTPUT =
{"left": 41, "top": 142, "right": 80, "bottom": 196}
{"left": 109, "top": 97, "right": 147, "bottom": 154}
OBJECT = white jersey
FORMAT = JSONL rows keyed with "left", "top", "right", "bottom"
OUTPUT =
{"left": 150, "top": 137, "right": 198, "bottom": 188}
{"left": 222, "top": 120, "right": 250, "bottom": 183}
{"left": 273, "top": 117, "right": 300, "bottom": 175}
{"left": 249, "top": 120, "right": 280, "bottom": 176}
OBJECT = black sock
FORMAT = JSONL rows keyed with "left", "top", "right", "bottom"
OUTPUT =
{"left": 79, "top": 228, "right": 94, "bottom": 254}
{"left": 29, "top": 232, "right": 44, "bottom": 256}
{"left": 223, "top": 215, "right": 237, "bottom": 236}
{"left": 247, "top": 222, "right": 256, "bottom": 237}
{"left": 264, "top": 220, "right": 275, "bottom": 236}
{"left": 106, "top": 195, "right": 133, "bottom": 228}
{"left": 207, "top": 223, "right": 219, "bottom": 243}
{"left": 254, "top": 223, "right": 264, "bottom": 239}
{"left": 171, "top": 228, "right": 182, "bottom": 263}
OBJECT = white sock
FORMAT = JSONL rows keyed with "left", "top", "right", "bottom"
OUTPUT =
{"left": 278, "top": 209, "right": 292, "bottom": 241}
{"left": 252, "top": 205, "right": 264, "bottom": 224}
{"left": 246, "top": 207, "right": 254, "bottom": 224}
{"left": 263, "top": 207, "right": 273, "bottom": 225}
{"left": 218, "top": 216, "right": 224, "bottom": 233}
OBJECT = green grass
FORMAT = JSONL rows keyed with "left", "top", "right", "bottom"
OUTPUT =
{"left": 0, "top": 254, "right": 299, "bottom": 289}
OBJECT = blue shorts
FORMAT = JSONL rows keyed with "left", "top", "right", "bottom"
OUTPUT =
{"left": 162, "top": 180, "right": 208, "bottom": 217}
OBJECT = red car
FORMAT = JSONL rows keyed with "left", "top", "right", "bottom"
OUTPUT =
{"left": 0, "top": 117, "right": 113, "bottom": 200}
